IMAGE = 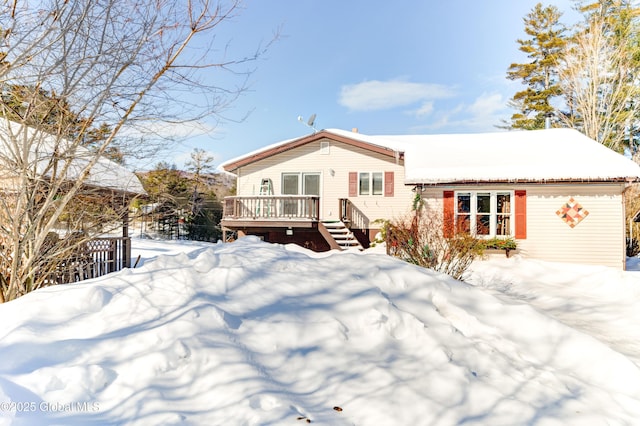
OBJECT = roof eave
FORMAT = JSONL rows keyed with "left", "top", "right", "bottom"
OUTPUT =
{"left": 222, "top": 130, "right": 402, "bottom": 172}
{"left": 405, "top": 177, "right": 639, "bottom": 186}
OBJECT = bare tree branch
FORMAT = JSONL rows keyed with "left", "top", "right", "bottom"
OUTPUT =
{"left": 0, "top": 0, "right": 266, "bottom": 301}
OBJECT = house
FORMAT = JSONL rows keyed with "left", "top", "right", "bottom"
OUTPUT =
{"left": 0, "top": 120, "right": 146, "bottom": 283}
{"left": 220, "top": 128, "right": 640, "bottom": 269}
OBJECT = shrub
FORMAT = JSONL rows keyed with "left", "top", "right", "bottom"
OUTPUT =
{"left": 482, "top": 237, "right": 517, "bottom": 250}
{"left": 383, "top": 211, "right": 484, "bottom": 281}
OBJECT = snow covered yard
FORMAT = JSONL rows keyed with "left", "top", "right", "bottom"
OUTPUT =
{"left": 468, "top": 256, "right": 640, "bottom": 370}
{"left": 0, "top": 237, "right": 638, "bottom": 425}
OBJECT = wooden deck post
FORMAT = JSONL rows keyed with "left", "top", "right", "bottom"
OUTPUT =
{"left": 121, "top": 208, "right": 131, "bottom": 268}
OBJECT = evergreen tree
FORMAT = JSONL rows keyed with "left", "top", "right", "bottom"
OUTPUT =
{"left": 138, "top": 159, "right": 224, "bottom": 242}
{"left": 138, "top": 163, "right": 190, "bottom": 239}
{"left": 506, "top": 3, "right": 567, "bottom": 130}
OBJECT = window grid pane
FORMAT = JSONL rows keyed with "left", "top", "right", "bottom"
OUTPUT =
{"left": 359, "top": 173, "right": 370, "bottom": 195}
{"left": 496, "top": 216, "right": 511, "bottom": 236}
{"left": 456, "top": 194, "right": 471, "bottom": 233}
{"left": 303, "top": 173, "right": 320, "bottom": 196}
{"left": 477, "top": 215, "right": 491, "bottom": 235}
{"left": 372, "top": 173, "right": 383, "bottom": 195}
{"left": 496, "top": 193, "right": 511, "bottom": 236}
{"left": 282, "top": 174, "right": 299, "bottom": 195}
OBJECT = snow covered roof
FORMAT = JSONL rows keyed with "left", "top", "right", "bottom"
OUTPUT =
{"left": 371, "top": 128, "right": 640, "bottom": 184}
{"left": 0, "top": 120, "right": 145, "bottom": 194}
{"left": 222, "top": 128, "right": 640, "bottom": 184}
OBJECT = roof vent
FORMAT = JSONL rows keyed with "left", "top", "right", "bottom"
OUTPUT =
{"left": 352, "top": 128, "right": 359, "bottom": 133}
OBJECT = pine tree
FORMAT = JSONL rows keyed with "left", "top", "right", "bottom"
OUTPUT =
{"left": 506, "top": 3, "right": 567, "bottom": 130}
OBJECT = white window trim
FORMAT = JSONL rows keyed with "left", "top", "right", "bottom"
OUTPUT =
{"left": 358, "top": 171, "right": 384, "bottom": 196}
{"left": 281, "top": 172, "right": 321, "bottom": 195}
{"left": 454, "top": 190, "right": 514, "bottom": 237}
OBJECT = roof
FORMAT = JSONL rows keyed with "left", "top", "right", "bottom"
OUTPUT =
{"left": 380, "top": 128, "right": 640, "bottom": 184}
{"left": 0, "top": 120, "right": 145, "bottom": 194}
{"left": 220, "top": 129, "right": 401, "bottom": 172}
{"left": 221, "top": 127, "right": 640, "bottom": 184}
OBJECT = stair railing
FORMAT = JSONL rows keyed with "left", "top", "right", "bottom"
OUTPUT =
{"left": 338, "top": 198, "right": 369, "bottom": 230}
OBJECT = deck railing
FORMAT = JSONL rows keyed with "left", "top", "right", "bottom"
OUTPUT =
{"left": 223, "top": 195, "right": 320, "bottom": 220}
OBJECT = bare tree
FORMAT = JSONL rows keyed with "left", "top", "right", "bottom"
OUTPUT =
{"left": 558, "top": 13, "right": 640, "bottom": 152}
{"left": 0, "top": 0, "right": 266, "bottom": 301}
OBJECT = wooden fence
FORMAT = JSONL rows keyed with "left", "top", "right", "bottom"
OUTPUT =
{"left": 52, "top": 237, "right": 131, "bottom": 284}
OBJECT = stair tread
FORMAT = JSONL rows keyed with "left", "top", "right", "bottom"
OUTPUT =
{"left": 321, "top": 220, "right": 363, "bottom": 250}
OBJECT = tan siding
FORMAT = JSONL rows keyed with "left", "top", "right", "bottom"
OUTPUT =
{"left": 236, "top": 141, "right": 627, "bottom": 268}
{"left": 420, "top": 184, "right": 626, "bottom": 269}
{"left": 521, "top": 184, "right": 625, "bottom": 268}
{"left": 236, "top": 137, "right": 415, "bottom": 225}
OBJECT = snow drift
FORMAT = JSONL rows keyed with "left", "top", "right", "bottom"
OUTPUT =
{"left": 0, "top": 237, "right": 638, "bottom": 425}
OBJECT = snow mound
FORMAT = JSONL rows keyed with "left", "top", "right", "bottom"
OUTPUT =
{"left": 0, "top": 237, "right": 638, "bottom": 425}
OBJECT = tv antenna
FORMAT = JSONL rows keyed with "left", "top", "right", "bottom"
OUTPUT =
{"left": 297, "top": 113, "right": 317, "bottom": 133}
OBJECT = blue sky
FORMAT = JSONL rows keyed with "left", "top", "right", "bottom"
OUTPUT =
{"left": 145, "top": 1, "right": 580, "bottom": 171}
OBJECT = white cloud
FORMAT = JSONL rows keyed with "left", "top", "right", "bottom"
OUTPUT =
{"left": 414, "top": 92, "right": 509, "bottom": 133}
{"left": 339, "top": 79, "right": 455, "bottom": 112}
{"left": 467, "top": 93, "right": 506, "bottom": 122}
{"left": 414, "top": 101, "right": 434, "bottom": 117}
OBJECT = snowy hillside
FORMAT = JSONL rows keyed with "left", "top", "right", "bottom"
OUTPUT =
{"left": 0, "top": 237, "right": 639, "bottom": 425}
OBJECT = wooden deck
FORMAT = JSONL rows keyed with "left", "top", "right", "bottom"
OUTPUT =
{"left": 222, "top": 195, "right": 320, "bottom": 228}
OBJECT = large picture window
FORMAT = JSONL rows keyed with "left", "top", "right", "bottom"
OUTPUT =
{"left": 455, "top": 191, "right": 512, "bottom": 237}
{"left": 359, "top": 172, "right": 383, "bottom": 195}
{"left": 281, "top": 172, "right": 320, "bottom": 216}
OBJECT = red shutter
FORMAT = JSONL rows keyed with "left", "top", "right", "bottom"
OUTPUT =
{"left": 348, "top": 172, "right": 357, "bottom": 197}
{"left": 384, "top": 172, "right": 394, "bottom": 197}
{"left": 514, "top": 190, "right": 527, "bottom": 239}
{"left": 443, "top": 191, "right": 454, "bottom": 238}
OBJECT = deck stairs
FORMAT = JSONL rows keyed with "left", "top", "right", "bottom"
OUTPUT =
{"left": 321, "top": 220, "right": 364, "bottom": 251}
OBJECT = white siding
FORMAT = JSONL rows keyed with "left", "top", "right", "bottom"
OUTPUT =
{"left": 236, "top": 137, "right": 415, "bottom": 224}
{"left": 420, "top": 184, "right": 627, "bottom": 269}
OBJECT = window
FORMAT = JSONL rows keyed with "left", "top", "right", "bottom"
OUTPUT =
{"left": 320, "top": 141, "right": 330, "bottom": 155}
{"left": 455, "top": 191, "right": 513, "bottom": 237}
{"left": 281, "top": 172, "right": 320, "bottom": 216}
{"left": 358, "top": 172, "right": 384, "bottom": 196}
{"left": 282, "top": 173, "right": 299, "bottom": 195}
{"left": 281, "top": 172, "right": 320, "bottom": 195}
{"left": 358, "top": 173, "right": 369, "bottom": 195}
